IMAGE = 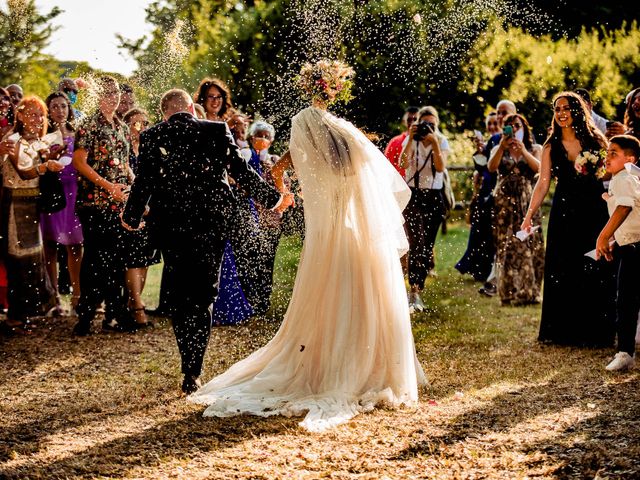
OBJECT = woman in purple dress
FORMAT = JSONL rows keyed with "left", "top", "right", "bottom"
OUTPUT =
{"left": 41, "top": 92, "right": 83, "bottom": 313}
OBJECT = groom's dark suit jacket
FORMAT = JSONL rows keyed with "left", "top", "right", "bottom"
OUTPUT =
{"left": 122, "top": 111, "right": 281, "bottom": 377}
{"left": 122, "top": 111, "right": 281, "bottom": 242}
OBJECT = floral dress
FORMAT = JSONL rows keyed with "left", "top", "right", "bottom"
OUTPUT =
{"left": 493, "top": 148, "right": 545, "bottom": 305}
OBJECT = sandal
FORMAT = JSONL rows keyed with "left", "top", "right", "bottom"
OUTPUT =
{"left": 129, "top": 306, "right": 154, "bottom": 328}
{"left": 45, "top": 305, "right": 65, "bottom": 318}
{"left": 0, "top": 320, "right": 32, "bottom": 336}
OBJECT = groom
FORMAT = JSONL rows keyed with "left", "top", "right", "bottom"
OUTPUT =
{"left": 122, "top": 89, "right": 292, "bottom": 394}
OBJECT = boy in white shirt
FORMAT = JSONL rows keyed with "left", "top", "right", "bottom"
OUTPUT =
{"left": 596, "top": 135, "right": 640, "bottom": 371}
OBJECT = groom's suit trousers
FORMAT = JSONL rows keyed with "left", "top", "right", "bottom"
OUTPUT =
{"left": 162, "top": 232, "right": 226, "bottom": 377}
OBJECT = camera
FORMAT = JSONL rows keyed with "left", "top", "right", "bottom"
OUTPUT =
{"left": 414, "top": 121, "right": 435, "bottom": 141}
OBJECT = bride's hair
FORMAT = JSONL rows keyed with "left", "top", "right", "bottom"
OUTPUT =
{"left": 296, "top": 59, "right": 354, "bottom": 106}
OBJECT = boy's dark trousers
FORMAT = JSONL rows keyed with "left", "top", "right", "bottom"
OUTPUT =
{"left": 615, "top": 242, "right": 640, "bottom": 356}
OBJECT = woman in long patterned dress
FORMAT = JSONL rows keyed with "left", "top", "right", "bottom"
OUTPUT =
{"left": 488, "top": 113, "right": 544, "bottom": 306}
{"left": 2, "top": 96, "right": 60, "bottom": 333}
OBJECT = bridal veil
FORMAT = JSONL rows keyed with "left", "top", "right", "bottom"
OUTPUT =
{"left": 190, "top": 107, "right": 426, "bottom": 432}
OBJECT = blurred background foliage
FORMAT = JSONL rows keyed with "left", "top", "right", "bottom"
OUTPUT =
{"left": 2, "top": 0, "right": 639, "bottom": 203}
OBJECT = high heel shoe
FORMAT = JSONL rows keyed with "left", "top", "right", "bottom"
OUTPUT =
{"left": 1, "top": 320, "right": 32, "bottom": 336}
{"left": 129, "top": 306, "right": 154, "bottom": 329}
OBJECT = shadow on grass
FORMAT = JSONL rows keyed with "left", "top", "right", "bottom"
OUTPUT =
{"left": 0, "top": 409, "right": 300, "bottom": 479}
{"left": 391, "top": 372, "right": 640, "bottom": 478}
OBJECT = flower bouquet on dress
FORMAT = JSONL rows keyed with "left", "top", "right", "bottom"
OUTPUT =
{"left": 574, "top": 150, "right": 607, "bottom": 178}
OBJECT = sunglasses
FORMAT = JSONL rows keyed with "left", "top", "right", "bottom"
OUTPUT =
{"left": 207, "top": 94, "right": 223, "bottom": 101}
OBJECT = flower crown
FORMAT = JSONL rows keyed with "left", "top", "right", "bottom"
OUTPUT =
{"left": 296, "top": 59, "right": 354, "bottom": 106}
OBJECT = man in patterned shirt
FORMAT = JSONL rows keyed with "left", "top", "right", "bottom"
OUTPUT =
{"left": 72, "top": 76, "right": 135, "bottom": 335}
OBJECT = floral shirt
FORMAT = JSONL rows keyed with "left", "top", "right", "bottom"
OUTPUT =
{"left": 75, "top": 111, "right": 130, "bottom": 212}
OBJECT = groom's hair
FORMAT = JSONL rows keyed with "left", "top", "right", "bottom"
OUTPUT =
{"left": 160, "top": 89, "right": 193, "bottom": 116}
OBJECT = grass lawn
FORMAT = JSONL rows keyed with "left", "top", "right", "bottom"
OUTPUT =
{"left": 0, "top": 220, "right": 638, "bottom": 479}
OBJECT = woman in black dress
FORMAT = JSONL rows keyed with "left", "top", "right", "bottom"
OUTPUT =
{"left": 122, "top": 108, "right": 159, "bottom": 327}
{"left": 522, "top": 92, "right": 616, "bottom": 347}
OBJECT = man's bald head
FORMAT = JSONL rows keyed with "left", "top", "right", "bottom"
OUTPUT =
{"left": 496, "top": 100, "right": 517, "bottom": 128}
{"left": 161, "top": 89, "right": 194, "bottom": 119}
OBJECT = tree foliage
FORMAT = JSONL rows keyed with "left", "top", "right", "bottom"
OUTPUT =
{"left": 458, "top": 21, "right": 640, "bottom": 135}
{"left": 122, "top": 0, "right": 640, "bottom": 148}
{"left": 0, "top": 0, "right": 62, "bottom": 98}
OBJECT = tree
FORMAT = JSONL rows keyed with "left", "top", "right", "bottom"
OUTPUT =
{"left": 458, "top": 22, "right": 640, "bottom": 135}
{"left": 0, "top": 0, "right": 62, "bottom": 97}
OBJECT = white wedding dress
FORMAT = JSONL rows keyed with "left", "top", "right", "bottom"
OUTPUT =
{"left": 189, "top": 107, "right": 426, "bottom": 432}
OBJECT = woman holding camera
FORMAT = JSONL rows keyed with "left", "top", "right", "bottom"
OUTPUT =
{"left": 488, "top": 113, "right": 544, "bottom": 306}
{"left": 399, "top": 106, "right": 449, "bottom": 312}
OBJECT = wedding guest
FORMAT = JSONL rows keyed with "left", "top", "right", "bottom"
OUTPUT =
{"left": 193, "top": 78, "right": 233, "bottom": 122}
{"left": 121, "top": 107, "right": 158, "bottom": 328}
{"left": 596, "top": 135, "right": 640, "bottom": 371}
{"left": 575, "top": 88, "right": 610, "bottom": 134}
{"left": 240, "top": 120, "right": 283, "bottom": 314}
{"left": 384, "top": 106, "right": 419, "bottom": 177}
{"left": 605, "top": 88, "right": 639, "bottom": 139}
{"left": 6, "top": 84, "right": 23, "bottom": 107}
{"left": 72, "top": 76, "right": 134, "bottom": 335}
{"left": 455, "top": 111, "right": 499, "bottom": 282}
{"left": 485, "top": 112, "right": 500, "bottom": 135}
{"left": 1, "top": 96, "right": 59, "bottom": 334}
{"left": 0, "top": 88, "right": 16, "bottom": 313}
{"left": 197, "top": 98, "right": 256, "bottom": 324}
{"left": 478, "top": 100, "right": 518, "bottom": 297}
{"left": 399, "top": 105, "right": 449, "bottom": 312}
{"left": 488, "top": 113, "right": 544, "bottom": 305}
{"left": 116, "top": 84, "right": 136, "bottom": 120}
{"left": 57, "top": 78, "right": 84, "bottom": 121}
{"left": 522, "top": 91, "right": 616, "bottom": 347}
{"left": 623, "top": 88, "right": 640, "bottom": 140}
{"left": 484, "top": 100, "right": 517, "bottom": 156}
{"left": 227, "top": 110, "right": 250, "bottom": 148}
{"left": 40, "top": 92, "right": 83, "bottom": 315}
{"left": 220, "top": 110, "right": 260, "bottom": 319}
{"left": 0, "top": 87, "right": 15, "bottom": 137}
{"left": 193, "top": 103, "right": 206, "bottom": 119}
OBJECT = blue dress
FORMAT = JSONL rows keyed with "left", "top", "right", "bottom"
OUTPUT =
{"left": 211, "top": 241, "right": 254, "bottom": 326}
{"left": 211, "top": 150, "right": 261, "bottom": 326}
{"left": 455, "top": 160, "right": 496, "bottom": 281}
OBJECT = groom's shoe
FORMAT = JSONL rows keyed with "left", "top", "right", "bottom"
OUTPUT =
{"left": 181, "top": 375, "right": 202, "bottom": 395}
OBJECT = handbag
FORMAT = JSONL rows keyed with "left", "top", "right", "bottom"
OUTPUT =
{"left": 38, "top": 171, "right": 66, "bottom": 213}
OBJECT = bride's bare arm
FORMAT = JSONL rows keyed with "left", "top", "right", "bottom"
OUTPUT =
{"left": 271, "top": 151, "right": 293, "bottom": 193}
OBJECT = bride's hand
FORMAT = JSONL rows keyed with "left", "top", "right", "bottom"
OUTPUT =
{"left": 275, "top": 193, "right": 295, "bottom": 213}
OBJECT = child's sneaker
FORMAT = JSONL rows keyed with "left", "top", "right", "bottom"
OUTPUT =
{"left": 605, "top": 352, "right": 636, "bottom": 372}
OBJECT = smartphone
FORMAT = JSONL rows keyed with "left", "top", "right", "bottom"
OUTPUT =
{"left": 473, "top": 129, "right": 483, "bottom": 140}
{"left": 503, "top": 125, "right": 513, "bottom": 137}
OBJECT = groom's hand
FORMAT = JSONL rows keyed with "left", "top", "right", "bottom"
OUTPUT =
{"left": 275, "top": 193, "right": 295, "bottom": 213}
{"left": 120, "top": 212, "right": 145, "bottom": 231}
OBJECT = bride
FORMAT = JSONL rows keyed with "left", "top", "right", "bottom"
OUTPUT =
{"left": 189, "top": 60, "right": 426, "bottom": 432}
